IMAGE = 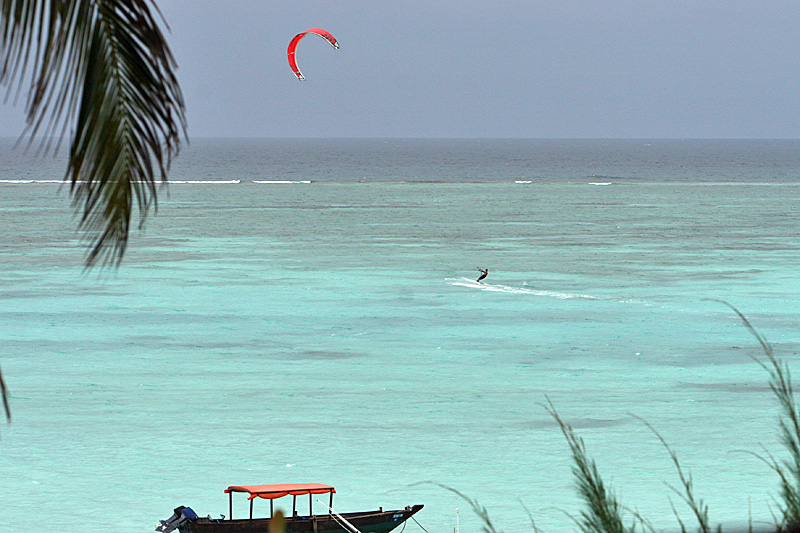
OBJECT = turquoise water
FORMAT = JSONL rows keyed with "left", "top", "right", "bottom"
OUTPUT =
{"left": 1, "top": 139, "right": 800, "bottom": 532}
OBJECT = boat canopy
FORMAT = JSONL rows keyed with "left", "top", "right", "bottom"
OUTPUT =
{"left": 225, "top": 483, "right": 336, "bottom": 501}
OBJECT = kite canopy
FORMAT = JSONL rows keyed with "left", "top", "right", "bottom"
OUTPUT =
{"left": 287, "top": 28, "right": 339, "bottom": 81}
{"left": 225, "top": 483, "right": 336, "bottom": 501}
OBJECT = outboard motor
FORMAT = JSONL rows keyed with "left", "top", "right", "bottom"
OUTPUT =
{"left": 156, "top": 506, "right": 198, "bottom": 533}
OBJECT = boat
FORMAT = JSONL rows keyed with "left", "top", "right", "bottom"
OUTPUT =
{"left": 156, "top": 483, "right": 424, "bottom": 533}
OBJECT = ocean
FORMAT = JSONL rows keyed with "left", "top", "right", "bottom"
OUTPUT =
{"left": 1, "top": 138, "right": 800, "bottom": 533}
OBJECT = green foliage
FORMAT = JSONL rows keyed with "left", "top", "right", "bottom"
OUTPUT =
{"left": 710, "top": 299, "right": 800, "bottom": 531}
{"left": 1, "top": 0, "right": 186, "bottom": 267}
{"left": 0, "top": 363, "right": 8, "bottom": 428}
{"left": 633, "top": 415, "right": 710, "bottom": 533}
{"left": 544, "top": 398, "right": 635, "bottom": 533}
{"left": 422, "top": 483, "right": 500, "bottom": 533}
{"left": 446, "top": 302, "right": 799, "bottom": 533}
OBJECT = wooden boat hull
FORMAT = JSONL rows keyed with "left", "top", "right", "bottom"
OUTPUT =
{"left": 179, "top": 505, "right": 423, "bottom": 533}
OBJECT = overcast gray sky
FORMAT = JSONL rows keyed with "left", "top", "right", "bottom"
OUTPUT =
{"left": 2, "top": 1, "right": 799, "bottom": 138}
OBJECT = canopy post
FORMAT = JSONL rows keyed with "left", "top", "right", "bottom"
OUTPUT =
{"left": 329, "top": 492, "right": 333, "bottom": 514}
{"left": 309, "top": 493, "right": 313, "bottom": 516}
{"left": 293, "top": 495, "right": 297, "bottom": 517}
{"left": 250, "top": 498, "right": 254, "bottom": 520}
{"left": 271, "top": 499, "right": 274, "bottom": 518}
{"left": 229, "top": 491, "right": 233, "bottom": 520}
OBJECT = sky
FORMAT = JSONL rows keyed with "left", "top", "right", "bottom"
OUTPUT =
{"left": 1, "top": 1, "right": 799, "bottom": 138}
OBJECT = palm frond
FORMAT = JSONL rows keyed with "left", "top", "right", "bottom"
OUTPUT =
{"left": 1, "top": 0, "right": 186, "bottom": 267}
{"left": 0, "top": 363, "right": 9, "bottom": 426}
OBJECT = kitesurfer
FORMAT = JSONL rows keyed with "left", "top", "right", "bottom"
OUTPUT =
{"left": 477, "top": 268, "right": 488, "bottom": 283}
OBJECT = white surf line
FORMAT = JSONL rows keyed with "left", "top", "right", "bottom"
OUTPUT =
{"left": 252, "top": 180, "right": 312, "bottom": 184}
{"left": 169, "top": 180, "right": 240, "bottom": 184}
{"left": 0, "top": 180, "right": 63, "bottom": 184}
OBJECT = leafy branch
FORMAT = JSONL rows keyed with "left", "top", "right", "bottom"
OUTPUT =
{"left": 708, "top": 299, "right": 800, "bottom": 531}
{"left": 543, "top": 397, "right": 634, "bottom": 533}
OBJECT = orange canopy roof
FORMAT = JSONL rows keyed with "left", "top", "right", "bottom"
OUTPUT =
{"left": 225, "top": 483, "right": 336, "bottom": 500}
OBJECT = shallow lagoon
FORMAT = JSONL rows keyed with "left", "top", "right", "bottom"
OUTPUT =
{"left": 1, "top": 139, "right": 799, "bottom": 532}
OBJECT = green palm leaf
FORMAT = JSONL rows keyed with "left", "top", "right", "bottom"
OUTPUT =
{"left": 0, "top": 363, "right": 8, "bottom": 428}
{"left": 1, "top": 0, "right": 186, "bottom": 267}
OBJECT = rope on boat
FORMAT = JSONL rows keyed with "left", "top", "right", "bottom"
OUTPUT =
{"left": 411, "top": 515, "right": 430, "bottom": 533}
{"left": 315, "top": 499, "right": 362, "bottom": 533}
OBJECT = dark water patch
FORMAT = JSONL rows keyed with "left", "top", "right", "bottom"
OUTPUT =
{"left": 681, "top": 269, "right": 765, "bottom": 280}
{"left": 675, "top": 382, "right": 773, "bottom": 394}
{"left": 0, "top": 290, "right": 46, "bottom": 299}
{"left": 2, "top": 336, "right": 264, "bottom": 356}
{"left": 1, "top": 338, "right": 143, "bottom": 355}
{"left": 523, "top": 416, "right": 630, "bottom": 430}
{"left": 127, "top": 334, "right": 175, "bottom": 344}
{"left": 1, "top": 285, "right": 135, "bottom": 298}
{"left": 774, "top": 342, "right": 800, "bottom": 355}
{"left": 172, "top": 340, "right": 254, "bottom": 351}
{"left": 280, "top": 350, "right": 364, "bottom": 360}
